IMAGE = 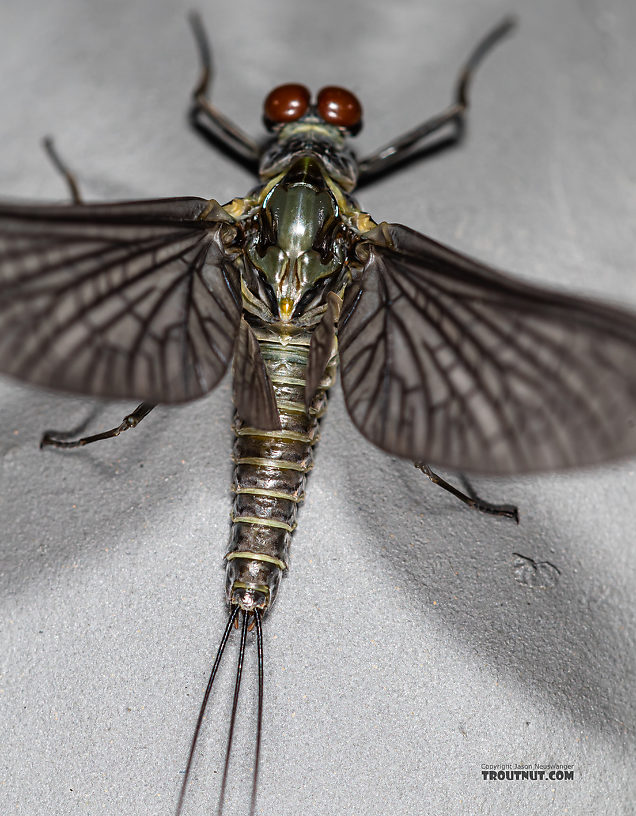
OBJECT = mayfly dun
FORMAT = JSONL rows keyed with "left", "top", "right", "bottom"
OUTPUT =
{"left": 1, "top": 10, "right": 636, "bottom": 816}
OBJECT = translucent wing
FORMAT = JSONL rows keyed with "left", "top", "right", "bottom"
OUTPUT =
{"left": 0, "top": 198, "right": 242, "bottom": 403}
{"left": 232, "top": 318, "right": 281, "bottom": 430}
{"left": 305, "top": 292, "right": 341, "bottom": 408}
{"left": 338, "top": 222, "right": 636, "bottom": 474}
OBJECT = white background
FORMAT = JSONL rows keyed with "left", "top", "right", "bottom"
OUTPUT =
{"left": 1, "top": 0, "right": 635, "bottom": 814}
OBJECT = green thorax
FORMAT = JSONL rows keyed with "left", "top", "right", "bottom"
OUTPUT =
{"left": 246, "top": 157, "right": 346, "bottom": 324}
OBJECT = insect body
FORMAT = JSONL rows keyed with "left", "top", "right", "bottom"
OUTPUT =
{"left": 2, "top": 14, "right": 636, "bottom": 815}
{"left": 226, "top": 156, "right": 353, "bottom": 617}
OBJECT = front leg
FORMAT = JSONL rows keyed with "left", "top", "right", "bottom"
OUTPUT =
{"left": 357, "top": 16, "right": 516, "bottom": 181}
{"left": 188, "top": 12, "right": 261, "bottom": 166}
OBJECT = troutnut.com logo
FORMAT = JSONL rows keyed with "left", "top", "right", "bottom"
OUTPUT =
{"left": 481, "top": 764, "right": 574, "bottom": 781}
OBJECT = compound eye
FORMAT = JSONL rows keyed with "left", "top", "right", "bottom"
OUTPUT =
{"left": 316, "top": 86, "right": 362, "bottom": 129}
{"left": 264, "top": 83, "right": 311, "bottom": 124}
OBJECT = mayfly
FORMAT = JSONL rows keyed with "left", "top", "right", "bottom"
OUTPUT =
{"left": 2, "top": 12, "right": 636, "bottom": 815}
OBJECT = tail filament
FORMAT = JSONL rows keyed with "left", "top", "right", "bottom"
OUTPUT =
{"left": 176, "top": 606, "right": 264, "bottom": 816}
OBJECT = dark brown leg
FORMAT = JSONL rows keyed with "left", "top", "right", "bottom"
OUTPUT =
{"left": 188, "top": 13, "right": 260, "bottom": 166}
{"left": 415, "top": 462, "right": 519, "bottom": 523}
{"left": 41, "top": 402, "right": 155, "bottom": 450}
{"left": 42, "top": 137, "right": 83, "bottom": 203}
{"left": 357, "top": 17, "right": 516, "bottom": 180}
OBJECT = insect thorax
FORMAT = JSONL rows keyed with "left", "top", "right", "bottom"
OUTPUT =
{"left": 238, "top": 156, "right": 358, "bottom": 327}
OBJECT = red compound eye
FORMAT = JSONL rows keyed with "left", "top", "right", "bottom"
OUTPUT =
{"left": 264, "top": 83, "right": 311, "bottom": 124}
{"left": 316, "top": 86, "right": 362, "bottom": 129}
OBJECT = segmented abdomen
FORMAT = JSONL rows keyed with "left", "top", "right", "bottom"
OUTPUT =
{"left": 226, "top": 334, "right": 334, "bottom": 612}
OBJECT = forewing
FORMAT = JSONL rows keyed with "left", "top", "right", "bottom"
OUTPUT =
{"left": 0, "top": 198, "right": 242, "bottom": 403}
{"left": 305, "top": 291, "right": 342, "bottom": 408}
{"left": 339, "top": 222, "right": 636, "bottom": 474}
{"left": 232, "top": 318, "right": 281, "bottom": 430}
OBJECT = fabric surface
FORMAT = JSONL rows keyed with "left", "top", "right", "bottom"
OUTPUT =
{"left": 1, "top": 0, "right": 634, "bottom": 814}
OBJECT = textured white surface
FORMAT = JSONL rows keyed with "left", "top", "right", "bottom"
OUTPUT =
{"left": 1, "top": 0, "right": 635, "bottom": 814}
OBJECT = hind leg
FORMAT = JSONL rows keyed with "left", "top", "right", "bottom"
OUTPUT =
{"left": 415, "top": 462, "right": 519, "bottom": 523}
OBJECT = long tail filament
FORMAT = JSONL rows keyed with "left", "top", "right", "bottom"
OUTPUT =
{"left": 175, "top": 606, "right": 264, "bottom": 816}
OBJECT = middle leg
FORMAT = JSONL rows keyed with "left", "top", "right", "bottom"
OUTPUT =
{"left": 41, "top": 402, "right": 156, "bottom": 450}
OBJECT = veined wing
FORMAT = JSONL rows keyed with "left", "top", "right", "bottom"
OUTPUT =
{"left": 232, "top": 318, "right": 281, "bottom": 430}
{"left": 305, "top": 291, "right": 342, "bottom": 408}
{"left": 338, "top": 222, "right": 636, "bottom": 475}
{"left": 0, "top": 198, "right": 242, "bottom": 403}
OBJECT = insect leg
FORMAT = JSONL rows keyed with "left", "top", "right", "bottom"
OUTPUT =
{"left": 40, "top": 402, "right": 155, "bottom": 450}
{"left": 42, "top": 137, "right": 83, "bottom": 204}
{"left": 187, "top": 12, "right": 261, "bottom": 167}
{"left": 414, "top": 462, "right": 519, "bottom": 523}
{"left": 357, "top": 16, "right": 516, "bottom": 181}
